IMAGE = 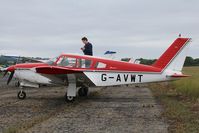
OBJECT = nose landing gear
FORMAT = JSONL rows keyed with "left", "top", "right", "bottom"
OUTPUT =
{"left": 17, "top": 90, "right": 26, "bottom": 100}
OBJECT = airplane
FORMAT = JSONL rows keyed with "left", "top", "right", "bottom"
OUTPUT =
{"left": 104, "top": 50, "right": 117, "bottom": 59}
{"left": 2, "top": 37, "right": 191, "bottom": 102}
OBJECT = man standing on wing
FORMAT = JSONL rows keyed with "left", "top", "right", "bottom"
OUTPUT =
{"left": 81, "top": 37, "right": 93, "bottom": 56}
{"left": 81, "top": 37, "right": 93, "bottom": 68}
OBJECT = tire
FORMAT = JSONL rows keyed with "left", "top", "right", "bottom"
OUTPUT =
{"left": 64, "top": 93, "right": 75, "bottom": 102}
{"left": 66, "top": 96, "right": 75, "bottom": 102}
{"left": 17, "top": 91, "right": 26, "bottom": 100}
{"left": 78, "top": 87, "right": 88, "bottom": 97}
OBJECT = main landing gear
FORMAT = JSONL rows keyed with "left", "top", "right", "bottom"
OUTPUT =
{"left": 65, "top": 74, "right": 89, "bottom": 102}
{"left": 65, "top": 86, "right": 89, "bottom": 102}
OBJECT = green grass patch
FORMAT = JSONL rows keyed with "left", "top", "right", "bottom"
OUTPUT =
{"left": 150, "top": 83, "right": 199, "bottom": 133}
{"left": 149, "top": 67, "right": 199, "bottom": 133}
{"left": 173, "top": 67, "right": 199, "bottom": 99}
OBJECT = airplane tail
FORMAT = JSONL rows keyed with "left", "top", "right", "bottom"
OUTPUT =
{"left": 152, "top": 38, "right": 192, "bottom": 72}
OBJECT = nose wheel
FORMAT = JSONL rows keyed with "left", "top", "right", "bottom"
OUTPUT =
{"left": 17, "top": 90, "right": 26, "bottom": 100}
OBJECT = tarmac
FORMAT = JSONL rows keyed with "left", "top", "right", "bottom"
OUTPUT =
{"left": 0, "top": 75, "right": 168, "bottom": 133}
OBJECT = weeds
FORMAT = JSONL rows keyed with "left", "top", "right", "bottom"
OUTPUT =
{"left": 150, "top": 67, "right": 199, "bottom": 133}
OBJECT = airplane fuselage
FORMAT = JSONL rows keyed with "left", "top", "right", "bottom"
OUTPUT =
{"left": 84, "top": 71, "right": 173, "bottom": 86}
{"left": 13, "top": 67, "right": 178, "bottom": 88}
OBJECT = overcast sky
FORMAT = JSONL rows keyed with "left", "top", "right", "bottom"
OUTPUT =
{"left": 0, "top": 0, "right": 198, "bottom": 59}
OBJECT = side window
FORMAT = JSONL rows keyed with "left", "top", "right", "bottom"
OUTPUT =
{"left": 78, "top": 59, "right": 92, "bottom": 68}
{"left": 95, "top": 62, "right": 107, "bottom": 68}
{"left": 57, "top": 57, "right": 77, "bottom": 67}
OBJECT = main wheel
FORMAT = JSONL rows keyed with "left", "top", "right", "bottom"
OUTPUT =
{"left": 66, "top": 96, "right": 75, "bottom": 102}
{"left": 78, "top": 87, "right": 88, "bottom": 97}
{"left": 17, "top": 91, "right": 26, "bottom": 100}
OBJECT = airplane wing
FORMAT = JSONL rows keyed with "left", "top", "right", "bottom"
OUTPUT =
{"left": 35, "top": 66, "right": 83, "bottom": 75}
{"left": 34, "top": 66, "right": 95, "bottom": 87}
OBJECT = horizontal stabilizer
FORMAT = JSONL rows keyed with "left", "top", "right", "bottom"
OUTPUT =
{"left": 168, "top": 74, "right": 190, "bottom": 78}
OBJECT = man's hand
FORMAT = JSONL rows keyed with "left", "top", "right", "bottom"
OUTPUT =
{"left": 81, "top": 47, "right": 85, "bottom": 51}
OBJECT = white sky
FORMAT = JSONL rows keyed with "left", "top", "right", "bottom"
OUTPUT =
{"left": 0, "top": 0, "right": 198, "bottom": 59}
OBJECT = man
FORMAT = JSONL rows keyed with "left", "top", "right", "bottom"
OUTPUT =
{"left": 81, "top": 37, "right": 93, "bottom": 68}
{"left": 81, "top": 37, "right": 93, "bottom": 56}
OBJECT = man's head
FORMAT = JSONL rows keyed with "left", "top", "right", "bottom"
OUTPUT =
{"left": 82, "top": 37, "right": 88, "bottom": 44}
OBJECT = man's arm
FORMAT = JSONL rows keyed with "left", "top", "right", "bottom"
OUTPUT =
{"left": 81, "top": 47, "right": 86, "bottom": 54}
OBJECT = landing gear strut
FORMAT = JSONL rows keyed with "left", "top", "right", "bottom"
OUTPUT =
{"left": 65, "top": 74, "right": 77, "bottom": 102}
{"left": 15, "top": 81, "right": 20, "bottom": 87}
{"left": 17, "top": 90, "right": 26, "bottom": 100}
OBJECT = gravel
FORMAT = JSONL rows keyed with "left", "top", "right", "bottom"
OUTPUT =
{"left": 0, "top": 76, "right": 168, "bottom": 133}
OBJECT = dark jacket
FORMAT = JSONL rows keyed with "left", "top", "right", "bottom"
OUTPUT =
{"left": 83, "top": 42, "right": 93, "bottom": 56}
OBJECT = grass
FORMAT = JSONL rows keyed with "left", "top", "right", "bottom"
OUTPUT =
{"left": 173, "top": 67, "right": 199, "bottom": 99}
{"left": 150, "top": 66, "right": 199, "bottom": 133}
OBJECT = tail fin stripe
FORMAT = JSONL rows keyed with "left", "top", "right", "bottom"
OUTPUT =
{"left": 153, "top": 38, "right": 191, "bottom": 71}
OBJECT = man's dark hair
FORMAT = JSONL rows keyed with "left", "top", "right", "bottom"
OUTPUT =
{"left": 82, "top": 37, "right": 88, "bottom": 41}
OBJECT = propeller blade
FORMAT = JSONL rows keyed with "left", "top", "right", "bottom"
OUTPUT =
{"left": 7, "top": 71, "right": 14, "bottom": 85}
{"left": 3, "top": 71, "right": 8, "bottom": 78}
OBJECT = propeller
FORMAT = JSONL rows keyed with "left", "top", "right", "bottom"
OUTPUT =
{"left": 7, "top": 70, "right": 15, "bottom": 85}
{"left": 3, "top": 70, "right": 8, "bottom": 78}
{"left": 0, "top": 67, "right": 8, "bottom": 78}
{"left": 1, "top": 67, "right": 9, "bottom": 78}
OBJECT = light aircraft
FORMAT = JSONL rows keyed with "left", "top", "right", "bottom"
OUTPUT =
{"left": 2, "top": 38, "right": 191, "bottom": 102}
{"left": 104, "top": 50, "right": 117, "bottom": 59}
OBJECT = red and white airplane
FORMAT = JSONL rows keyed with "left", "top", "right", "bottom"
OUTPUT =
{"left": 3, "top": 38, "right": 191, "bottom": 102}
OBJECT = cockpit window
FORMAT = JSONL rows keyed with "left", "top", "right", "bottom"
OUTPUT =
{"left": 77, "top": 59, "right": 92, "bottom": 68}
{"left": 57, "top": 57, "right": 77, "bottom": 67}
{"left": 95, "top": 62, "right": 107, "bottom": 68}
{"left": 46, "top": 57, "right": 58, "bottom": 65}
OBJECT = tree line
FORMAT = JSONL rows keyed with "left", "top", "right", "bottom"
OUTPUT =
{"left": 122, "top": 56, "right": 199, "bottom": 66}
